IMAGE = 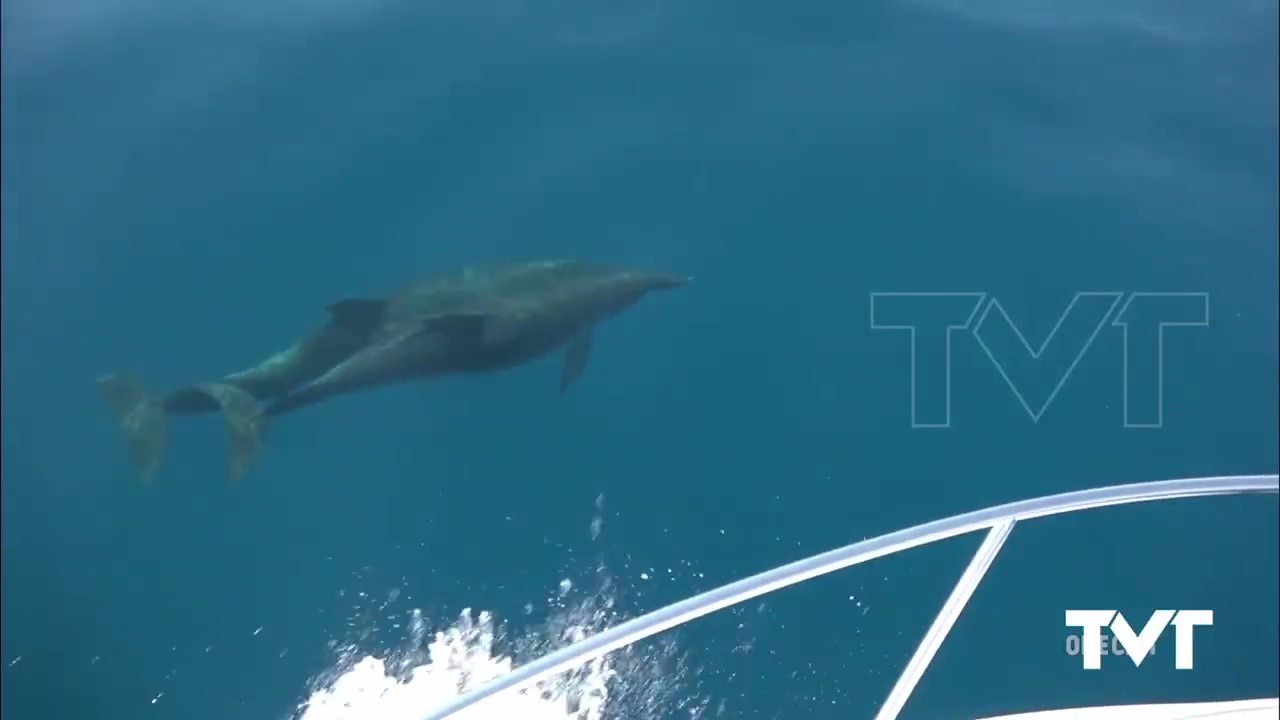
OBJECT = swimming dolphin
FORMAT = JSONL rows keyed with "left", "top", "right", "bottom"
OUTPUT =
{"left": 96, "top": 259, "right": 689, "bottom": 484}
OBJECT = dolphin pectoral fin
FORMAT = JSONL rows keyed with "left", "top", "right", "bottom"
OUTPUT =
{"left": 420, "top": 311, "right": 493, "bottom": 344}
{"left": 326, "top": 299, "right": 389, "bottom": 332}
{"left": 560, "top": 329, "right": 594, "bottom": 394}
{"left": 96, "top": 373, "right": 169, "bottom": 483}
{"left": 193, "top": 382, "right": 268, "bottom": 484}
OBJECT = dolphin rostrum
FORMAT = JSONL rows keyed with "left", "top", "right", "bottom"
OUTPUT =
{"left": 96, "top": 259, "right": 689, "bottom": 484}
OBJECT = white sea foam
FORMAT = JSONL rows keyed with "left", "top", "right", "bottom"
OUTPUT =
{"left": 293, "top": 608, "right": 606, "bottom": 720}
{"left": 291, "top": 576, "right": 699, "bottom": 720}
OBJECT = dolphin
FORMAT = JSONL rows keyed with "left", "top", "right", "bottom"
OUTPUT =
{"left": 96, "top": 259, "right": 689, "bottom": 483}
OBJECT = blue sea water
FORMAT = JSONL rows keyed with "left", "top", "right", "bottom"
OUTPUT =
{"left": 2, "top": 0, "right": 1277, "bottom": 718}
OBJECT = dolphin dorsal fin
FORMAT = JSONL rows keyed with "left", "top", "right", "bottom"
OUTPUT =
{"left": 326, "top": 299, "right": 389, "bottom": 332}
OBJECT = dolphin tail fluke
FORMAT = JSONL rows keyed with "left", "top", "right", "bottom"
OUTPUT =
{"left": 192, "top": 382, "right": 269, "bottom": 483}
{"left": 96, "top": 373, "right": 169, "bottom": 484}
{"left": 96, "top": 375, "right": 269, "bottom": 484}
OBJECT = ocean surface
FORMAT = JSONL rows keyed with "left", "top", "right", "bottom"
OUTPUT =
{"left": 2, "top": 0, "right": 1277, "bottom": 718}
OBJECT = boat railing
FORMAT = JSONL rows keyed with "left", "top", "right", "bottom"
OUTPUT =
{"left": 419, "top": 473, "right": 1280, "bottom": 720}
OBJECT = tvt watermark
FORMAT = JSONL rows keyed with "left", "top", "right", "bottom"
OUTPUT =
{"left": 1065, "top": 609, "right": 1213, "bottom": 669}
{"left": 868, "top": 292, "right": 1209, "bottom": 428}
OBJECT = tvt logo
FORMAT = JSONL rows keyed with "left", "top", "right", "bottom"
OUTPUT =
{"left": 869, "top": 292, "right": 1209, "bottom": 428}
{"left": 1065, "top": 609, "right": 1213, "bottom": 670}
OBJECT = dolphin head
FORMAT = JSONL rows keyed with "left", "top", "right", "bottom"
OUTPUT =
{"left": 586, "top": 270, "right": 688, "bottom": 322}
{"left": 621, "top": 271, "right": 689, "bottom": 296}
{"left": 622, "top": 271, "right": 689, "bottom": 307}
{"left": 645, "top": 272, "right": 691, "bottom": 291}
